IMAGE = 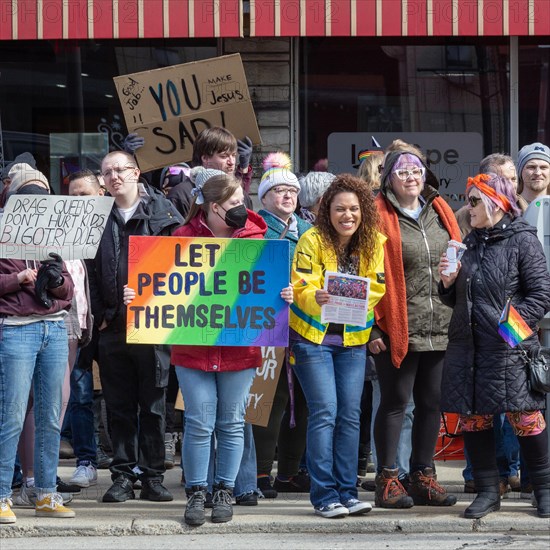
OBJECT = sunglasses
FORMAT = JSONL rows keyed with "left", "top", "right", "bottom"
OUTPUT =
{"left": 468, "top": 196, "right": 483, "bottom": 208}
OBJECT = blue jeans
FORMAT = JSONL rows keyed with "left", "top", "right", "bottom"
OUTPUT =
{"left": 290, "top": 341, "right": 366, "bottom": 509}
{"left": 67, "top": 355, "right": 97, "bottom": 466}
{"left": 0, "top": 321, "right": 68, "bottom": 498}
{"left": 371, "top": 379, "right": 414, "bottom": 478}
{"left": 206, "top": 422, "right": 257, "bottom": 496}
{"left": 175, "top": 366, "right": 256, "bottom": 488}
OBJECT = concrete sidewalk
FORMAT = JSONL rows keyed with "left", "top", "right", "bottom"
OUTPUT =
{"left": 1, "top": 459, "right": 548, "bottom": 538}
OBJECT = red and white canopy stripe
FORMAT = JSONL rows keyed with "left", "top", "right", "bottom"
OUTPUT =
{"left": 0, "top": 0, "right": 243, "bottom": 40}
{"left": 0, "top": 1, "right": 548, "bottom": 40}
{"left": 249, "top": 0, "right": 550, "bottom": 37}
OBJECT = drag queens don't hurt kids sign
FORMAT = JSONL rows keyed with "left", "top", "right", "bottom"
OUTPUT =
{"left": 126, "top": 236, "right": 290, "bottom": 347}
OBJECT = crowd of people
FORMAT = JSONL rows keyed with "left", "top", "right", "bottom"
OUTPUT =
{"left": 0, "top": 129, "right": 549, "bottom": 526}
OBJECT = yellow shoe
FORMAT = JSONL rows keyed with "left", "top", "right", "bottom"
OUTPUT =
{"left": 0, "top": 498, "right": 16, "bottom": 524}
{"left": 35, "top": 493, "right": 75, "bottom": 518}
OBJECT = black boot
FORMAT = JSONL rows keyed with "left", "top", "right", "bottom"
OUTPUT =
{"left": 463, "top": 430, "right": 501, "bottom": 519}
{"left": 211, "top": 483, "right": 233, "bottom": 523}
{"left": 517, "top": 428, "right": 550, "bottom": 518}
{"left": 184, "top": 486, "right": 207, "bottom": 526}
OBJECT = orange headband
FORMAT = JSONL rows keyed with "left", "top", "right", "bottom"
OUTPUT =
{"left": 466, "top": 173, "right": 512, "bottom": 213}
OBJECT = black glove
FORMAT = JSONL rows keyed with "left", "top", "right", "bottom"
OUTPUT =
{"left": 34, "top": 253, "right": 64, "bottom": 308}
{"left": 236, "top": 136, "right": 253, "bottom": 170}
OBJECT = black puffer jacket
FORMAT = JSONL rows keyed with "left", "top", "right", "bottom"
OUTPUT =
{"left": 439, "top": 215, "right": 550, "bottom": 415}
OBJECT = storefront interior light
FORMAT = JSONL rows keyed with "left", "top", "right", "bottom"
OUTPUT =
{"left": 56, "top": 84, "right": 66, "bottom": 88}
{"left": 105, "top": 94, "right": 113, "bottom": 98}
{"left": 81, "top": 73, "right": 89, "bottom": 77}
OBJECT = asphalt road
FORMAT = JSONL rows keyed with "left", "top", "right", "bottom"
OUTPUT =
{"left": 5, "top": 532, "right": 550, "bottom": 550}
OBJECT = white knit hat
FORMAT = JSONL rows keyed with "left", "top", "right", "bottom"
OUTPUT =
{"left": 7, "top": 163, "right": 50, "bottom": 197}
{"left": 258, "top": 168, "right": 300, "bottom": 201}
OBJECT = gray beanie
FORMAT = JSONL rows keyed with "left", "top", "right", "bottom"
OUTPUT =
{"left": 298, "top": 172, "right": 335, "bottom": 207}
{"left": 191, "top": 166, "right": 227, "bottom": 189}
{"left": 517, "top": 142, "right": 550, "bottom": 178}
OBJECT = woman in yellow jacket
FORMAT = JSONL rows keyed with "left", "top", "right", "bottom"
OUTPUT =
{"left": 289, "top": 174, "right": 386, "bottom": 519}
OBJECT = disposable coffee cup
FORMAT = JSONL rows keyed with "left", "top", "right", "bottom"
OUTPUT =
{"left": 442, "top": 240, "right": 467, "bottom": 276}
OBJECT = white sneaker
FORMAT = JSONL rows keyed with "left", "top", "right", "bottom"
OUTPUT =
{"left": 69, "top": 463, "right": 98, "bottom": 488}
{"left": 314, "top": 502, "right": 349, "bottom": 518}
{"left": 13, "top": 483, "right": 37, "bottom": 508}
{"left": 343, "top": 498, "right": 372, "bottom": 515}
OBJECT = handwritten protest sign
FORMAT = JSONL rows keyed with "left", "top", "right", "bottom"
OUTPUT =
{"left": 113, "top": 54, "right": 261, "bottom": 173}
{"left": 0, "top": 195, "right": 114, "bottom": 261}
{"left": 127, "top": 236, "right": 290, "bottom": 346}
{"left": 245, "top": 346, "right": 285, "bottom": 427}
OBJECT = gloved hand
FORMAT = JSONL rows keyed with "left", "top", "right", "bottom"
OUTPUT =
{"left": 34, "top": 253, "right": 64, "bottom": 308}
{"left": 236, "top": 136, "right": 253, "bottom": 170}
{"left": 123, "top": 133, "right": 145, "bottom": 154}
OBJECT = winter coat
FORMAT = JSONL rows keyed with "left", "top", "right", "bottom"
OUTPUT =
{"left": 89, "top": 183, "right": 183, "bottom": 388}
{"left": 371, "top": 181, "right": 461, "bottom": 367}
{"left": 170, "top": 209, "right": 268, "bottom": 372}
{"left": 290, "top": 226, "right": 386, "bottom": 347}
{"left": 439, "top": 215, "right": 550, "bottom": 414}
{"left": 0, "top": 259, "right": 74, "bottom": 316}
{"left": 89, "top": 183, "right": 182, "bottom": 330}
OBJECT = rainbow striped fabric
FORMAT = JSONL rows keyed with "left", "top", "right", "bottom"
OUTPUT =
{"left": 498, "top": 299, "right": 533, "bottom": 348}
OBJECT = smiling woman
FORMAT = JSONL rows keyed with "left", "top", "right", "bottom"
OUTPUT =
{"left": 369, "top": 146, "right": 461, "bottom": 510}
{"left": 289, "top": 174, "right": 386, "bottom": 519}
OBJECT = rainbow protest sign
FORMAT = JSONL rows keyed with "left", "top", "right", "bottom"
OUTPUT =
{"left": 126, "top": 236, "right": 290, "bottom": 347}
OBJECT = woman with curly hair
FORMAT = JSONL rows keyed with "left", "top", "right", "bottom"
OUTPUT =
{"left": 289, "top": 174, "right": 386, "bottom": 518}
{"left": 368, "top": 149, "right": 460, "bottom": 509}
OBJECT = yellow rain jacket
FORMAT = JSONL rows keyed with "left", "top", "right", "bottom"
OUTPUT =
{"left": 290, "top": 226, "right": 386, "bottom": 346}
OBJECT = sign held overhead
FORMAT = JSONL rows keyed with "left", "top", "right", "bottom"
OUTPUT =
{"left": 114, "top": 54, "right": 261, "bottom": 173}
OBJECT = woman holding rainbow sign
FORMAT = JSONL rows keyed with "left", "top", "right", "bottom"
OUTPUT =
{"left": 439, "top": 172, "right": 550, "bottom": 520}
{"left": 126, "top": 168, "right": 293, "bottom": 527}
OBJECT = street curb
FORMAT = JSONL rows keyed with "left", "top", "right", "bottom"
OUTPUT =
{"left": 2, "top": 512, "right": 549, "bottom": 538}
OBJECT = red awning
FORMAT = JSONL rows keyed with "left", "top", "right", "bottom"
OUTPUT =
{"left": 0, "top": 0, "right": 243, "bottom": 40}
{"left": 249, "top": 0, "right": 550, "bottom": 37}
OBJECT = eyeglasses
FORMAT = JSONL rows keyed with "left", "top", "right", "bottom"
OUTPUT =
{"left": 468, "top": 196, "right": 483, "bottom": 208}
{"left": 271, "top": 187, "right": 299, "bottom": 196}
{"left": 393, "top": 167, "right": 425, "bottom": 181}
{"left": 101, "top": 166, "right": 136, "bottom": 179}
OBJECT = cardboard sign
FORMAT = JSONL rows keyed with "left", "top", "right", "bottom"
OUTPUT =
{"left": 113, "top": 54, "right": 261, "bottom": 173}
{"left": 245, "top": 346, "right": 285, "bottom": 427}
{"left": 126, "top": 236, "right": 290, "bottom": 346}
{"left": 0, "top": 195, "right": 114, "bottom": 261}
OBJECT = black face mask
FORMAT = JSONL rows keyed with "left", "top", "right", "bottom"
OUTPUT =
{"left": 220, "top": 204, "right": 248, "bottom": 229}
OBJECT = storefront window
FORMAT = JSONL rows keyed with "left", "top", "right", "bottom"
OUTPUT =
{"left": 0, "top": 39, "right": 217, "bottom": 193}
{"left": 518, "top": 40, "right": 550, "bottom": 148}
{"left": 299, "top": 37, "right": 510, "bottom": 205}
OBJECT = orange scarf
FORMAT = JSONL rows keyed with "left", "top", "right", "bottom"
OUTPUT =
{"left": 374, "top": 194, "right": 461, "bottom": 368}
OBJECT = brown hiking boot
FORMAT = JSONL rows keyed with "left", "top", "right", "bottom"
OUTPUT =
{"left": 374, "top": 468, "right": 414, "bottom": 509}
{"left": 408, "top": 467, "right": 457, "bottom": 506}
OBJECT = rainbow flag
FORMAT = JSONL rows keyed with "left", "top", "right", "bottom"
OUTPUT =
{"left": 498, "top": 299, "right": 533, "bottom": 348}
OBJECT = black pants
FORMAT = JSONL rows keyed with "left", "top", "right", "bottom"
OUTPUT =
{"left": 99, "top": 329, "right": 167, "bottom": 480}
{"left": 253, "top": 361, "right": 308, "bottom": 477}
{"left": 373, "top": 349, "right": 444, "bottom": 471}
